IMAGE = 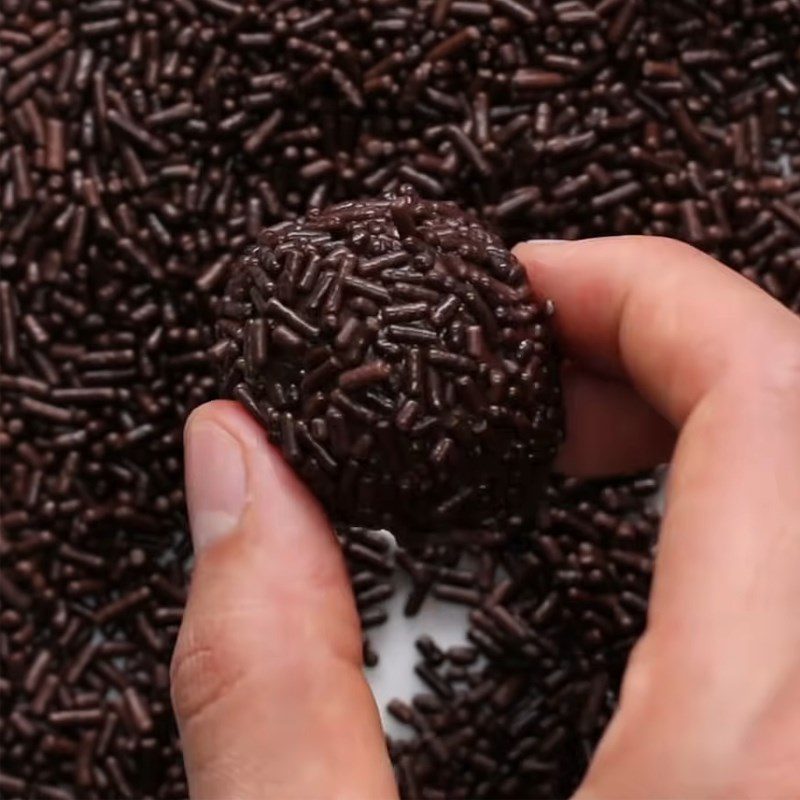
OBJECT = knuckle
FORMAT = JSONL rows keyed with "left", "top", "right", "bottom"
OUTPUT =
{"left": 748, "top": 326, "right": 800, "bottom": 403}
{"left": 729, "top": 750, "right": 800, "bottom": 799}
{"left": 615, "top": 635, "right": 658, "bottom": 712}
{"left": 725, "top": 682, "right": 800, "bottom": 798}
{"left": 170, "top": 619, "right": 249, "bottom": 728}
{"left": 767, "top": 335, "right": 800, "bottom": 392}
{"left": 645, "top": 235, "right": 704, "bottom": 263}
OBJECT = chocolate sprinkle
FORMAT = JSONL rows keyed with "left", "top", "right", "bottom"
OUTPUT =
{"left": 0, "top": 1, "right": 798, "bottom": 799}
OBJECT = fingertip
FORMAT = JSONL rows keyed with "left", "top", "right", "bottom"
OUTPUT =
{"left": 512, "top": 239, "right": 580, "bottom": 287}
{"left": 183, "top": 398, "right": 338, "bottom": 572}
{"left": 185, "top": 399, "right": 268, "bottom": 451}
{"left": 513, "top": 235, "right": 790, "bottom": 423}
{"left": 513, "top": 236, "right": 636, "bottom": 295}
{"left": 185, "top": 401, "right": 312, "bottom": 500}
{"left": 513, "top": 238, "right": 576, "bottom": 256}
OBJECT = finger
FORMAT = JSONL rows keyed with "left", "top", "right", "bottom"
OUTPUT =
{"left": 556, "top": 365, "right": 674, "bottom": 476}
{"left": 172, "top": 401, "right": 396, "bottom": 800}
{"left": 516, "top": 238, "right": 800, "bottom": 795}
{"left": 515, "top": 236, "right": 797, "bottom": 426}
{"left": 580, "top": 371, "right": 800, "bottom": 799}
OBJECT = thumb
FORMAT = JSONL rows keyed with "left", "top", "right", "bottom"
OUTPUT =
{"left": 172, "top": 400, "right": 397, "bottom": 800}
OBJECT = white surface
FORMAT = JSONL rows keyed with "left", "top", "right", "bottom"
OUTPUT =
{"left": 365, "top": 569, "right": 470, "bottom": 737}
{"left": 363, "top": 474, "right": 667, "bottom": 737}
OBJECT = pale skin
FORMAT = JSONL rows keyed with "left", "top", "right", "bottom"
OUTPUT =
{"left": 173, "top": 236, "right": 800, "bottom": 799}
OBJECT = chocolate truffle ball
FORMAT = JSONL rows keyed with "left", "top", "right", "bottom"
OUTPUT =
{"left": 215, "top": 191, "right": 563, "bottom": 537}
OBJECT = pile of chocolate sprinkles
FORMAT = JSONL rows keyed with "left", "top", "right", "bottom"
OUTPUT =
{"left": 0, "top": 1, "right": 798, "bottom": 798}
{"left": 216, "top": 192, "right": 563, "bottom": 537}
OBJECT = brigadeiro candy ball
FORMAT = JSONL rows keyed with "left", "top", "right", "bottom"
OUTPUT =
{"left": 214, "top": 190, "right": 563, "bottom": 539}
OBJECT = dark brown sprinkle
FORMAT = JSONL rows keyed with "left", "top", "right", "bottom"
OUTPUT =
{"left": 494, "top": 0, "right": 538, "bottom": 25}
{"left": 356, "top": 582, "right": 395, "bottom": 610}
{"left": 415, "top": 663, "right": 455, "bottom": 699}
{"left": 0, "top": 2, "right": 797, "bottom": 798}
{"left": 123, "top": 686, "right": 154, "bottom": 734}
{"left": 512, "top": 69, "right": 568, "bottom": 91}
{"left": 360, "top": 607, "right": 389, "bottom": 629}
{"left": 423, "top": 26, "right": 479, "bottom": 64}
{"left": 433, "top": 583, "right": 484, "bottom": 606}
{"left": 439, "top": 124, "right": 492, "bottom": 177}
{"left": 48, "top": 708, "right": 104, "bottom": 727}
{"left": 339, "top": 361, "right": 393, "bottom": 390}
{"left": 446, "top": 645, "right": 478, "bottom": 665}
{"left": 94, "top": 587, "right": 151, "bottom": 625}
{"left": 415, "top": 635, "right": 445, "bottom": 665}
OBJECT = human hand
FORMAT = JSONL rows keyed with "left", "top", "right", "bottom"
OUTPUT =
{"left": 172, "top": 236, "right": 800, "bottom": 799}
{"left": 515, "top": 237, "right": 800, "bottom": 799}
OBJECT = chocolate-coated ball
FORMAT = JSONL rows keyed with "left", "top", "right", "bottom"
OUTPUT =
{"left": 215, "top": 191, "right": 563, "bottom": 538}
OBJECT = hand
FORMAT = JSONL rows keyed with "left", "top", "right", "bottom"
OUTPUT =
{"left": 515, "top": 237, "right": 800, "bottom": 799}
{"left": 172, "top": 236, "right": 800, "bottom": 799}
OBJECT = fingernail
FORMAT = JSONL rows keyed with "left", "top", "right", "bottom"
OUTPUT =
{"left": 525, "top": 239, "right": 567, "bottom": 244}
{"left": 185, "top": 420, "right": 248, "bottom": 552}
